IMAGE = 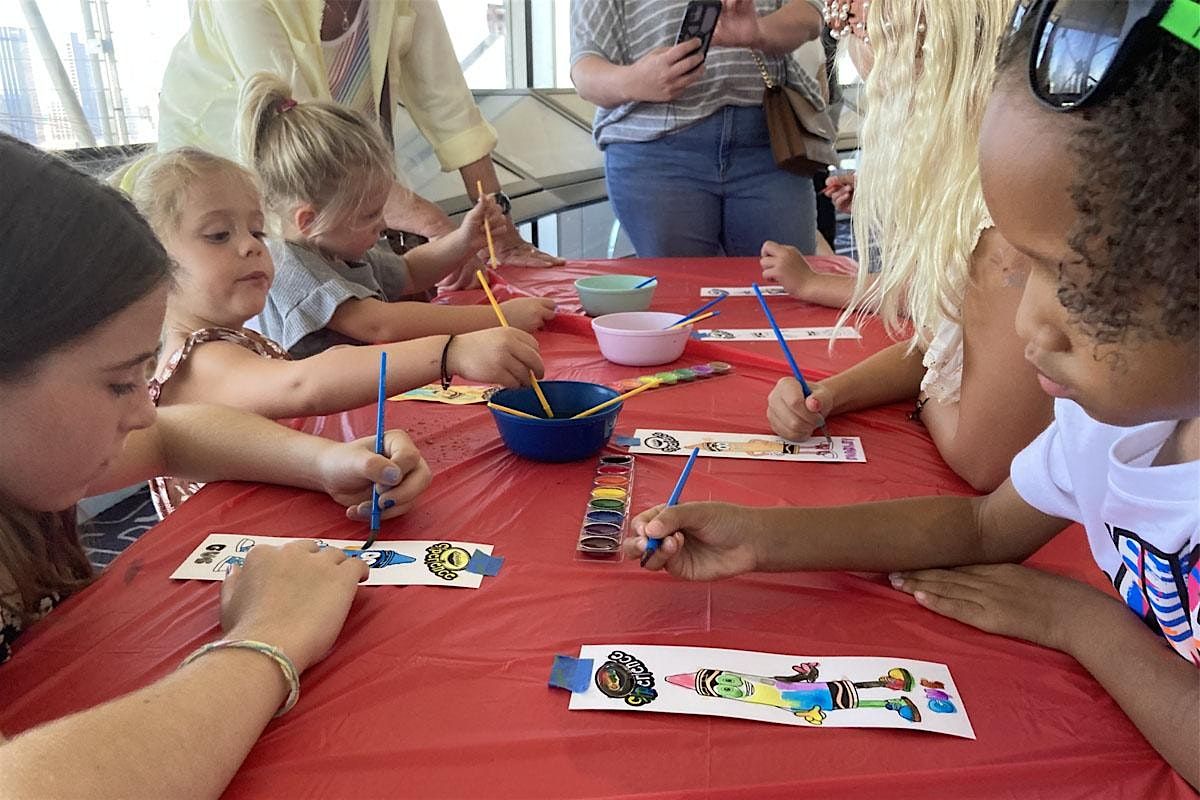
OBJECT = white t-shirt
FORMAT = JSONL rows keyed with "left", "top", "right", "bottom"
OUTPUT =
{"left": 1011, "top": 399, "right": 1199, "bottom": 664}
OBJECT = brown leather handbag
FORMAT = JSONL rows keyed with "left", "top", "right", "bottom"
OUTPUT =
{"left": 753, "top": 52, "right": 839, "bottom": 176}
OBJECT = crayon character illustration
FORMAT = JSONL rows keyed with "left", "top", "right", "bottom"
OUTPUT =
{"left": 643, "top": 432, "right": 683, "bottom": 453}
{"left": 704, "top": 330, "right": 736, "bottom": 340}
{"left": 399, "top": 385, "right": 498, "bottom": 404}
{"left": 593, "top": 650, "right": 658, "bottom": 707}
{"left": 424, "top": 542, "right": 472, "bottom": 581}
{"left": 665, "top": 663, "right": 921, "bottom": 725}
{"left": 684, "top": 437, "right": 837, "bottom": 458}
{"left": 211, "top": 537, "right": 256, "bottom": 573}
{"left": 354, "top": 549, "right": 416, "bottom": 569}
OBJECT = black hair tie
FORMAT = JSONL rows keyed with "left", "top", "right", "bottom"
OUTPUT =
{"left": 440, "top": 335, "right": 456, "bottom": 390}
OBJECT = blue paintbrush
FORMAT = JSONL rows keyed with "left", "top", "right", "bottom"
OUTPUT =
{"left": 641, "top": 447, "right": 700, "bottom": 567}
{"left": 633, "top": 275, "right": 658, "bottom": 289}
{"left": 751, "top": 283, "right": 832, "bottom": 445}
{"left": 667, "top": 294, "right": 727, "bottom": 329}
{"left": 363, "top": 352, "right": 388, "bottom": 549}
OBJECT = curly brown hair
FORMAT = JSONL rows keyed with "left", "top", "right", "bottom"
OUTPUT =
{"left": 998, "top": 12, "right": 1198, "bottom": 344}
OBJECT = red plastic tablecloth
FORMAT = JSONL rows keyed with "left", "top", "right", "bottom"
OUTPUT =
{"left": 1, "top": 259, "right": 1189, "bottom": 799}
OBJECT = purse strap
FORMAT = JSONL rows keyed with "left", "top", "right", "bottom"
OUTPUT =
{"left": 750, "top": 52, "right": 779, "bottom": 90}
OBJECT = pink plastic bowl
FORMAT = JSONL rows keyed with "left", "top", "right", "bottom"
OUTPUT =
{"left": 592, "top": 311, "right": 690, "bottom": 366}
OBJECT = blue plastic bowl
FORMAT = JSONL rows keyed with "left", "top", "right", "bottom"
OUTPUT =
{"left": 489, "top": 381, "right": 622, "bottom": 462}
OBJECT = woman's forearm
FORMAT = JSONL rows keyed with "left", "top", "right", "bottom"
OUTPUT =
{"left": 0, "top": 648, "right": 284, "bottom": 799}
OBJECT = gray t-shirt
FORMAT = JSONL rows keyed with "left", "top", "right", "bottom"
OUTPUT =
{"left": 257, "top": 239, "right": 412, "bottom": 359}
{"left": 570, "top": 0, "right": 825, "bottom": 147}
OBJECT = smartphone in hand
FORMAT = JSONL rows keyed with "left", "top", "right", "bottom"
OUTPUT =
{"left": 675, "top": 0, "right": 723, "bottom": 62}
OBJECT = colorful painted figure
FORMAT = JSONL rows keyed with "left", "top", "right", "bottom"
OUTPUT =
{"left": 424, "top": 542, "right": 472, "bottom": 581}
{"left": 213, "top": 540, "right": 415, "bottom": 573}
{"left": 665, "top": 663, "right": 921, "bottom": 725}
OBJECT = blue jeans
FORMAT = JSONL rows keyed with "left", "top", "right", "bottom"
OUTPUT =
{"left": 604, "top": 105, "right": 818, "bottom": 258}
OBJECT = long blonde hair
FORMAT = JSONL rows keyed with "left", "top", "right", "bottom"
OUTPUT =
{"left": 237, "top": 72, "right": 394, "bottom": 237}
{"left": 130, "top": 147, "right": 259, "bottom": 241}
{"left": 842, "top": 0, "right": 1010, "bottom": 346}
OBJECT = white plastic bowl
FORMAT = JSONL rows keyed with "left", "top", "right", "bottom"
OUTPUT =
{"left": 592, "top": 311, "right": 690, "bottom": 366}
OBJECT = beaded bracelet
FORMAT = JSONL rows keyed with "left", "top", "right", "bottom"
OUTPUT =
{"left": 440, "top": 334, "right": 457, "bottom": 390}
{"left": 179, "top": 639, "right": 300, "bottom": 717}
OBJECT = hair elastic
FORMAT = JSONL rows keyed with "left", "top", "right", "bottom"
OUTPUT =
{"left": 179, "top": 639, "right": 300, "bottom": 716}
{"left": 440, "top": 334, "right": 457, "bottom": 390}
{"left": 277, "top": 98, "right": 298, "bottom": 114}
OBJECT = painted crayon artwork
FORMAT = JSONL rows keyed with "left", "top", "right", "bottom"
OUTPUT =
{"left": 629, "top": 430, "right": 866, "bottom": 463}
{"left": 695, "top": 327, "right": 860, "bottom": 341}
{"left": 569, "top": 645, "right": 974, "bottom": 738}
{"left": 171, "top": 533, "right": 494, "bottom": 588}
{"left": 391, "top": 384, "right": 498, "bottom": 405}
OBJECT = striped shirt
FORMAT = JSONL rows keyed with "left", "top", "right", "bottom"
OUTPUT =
{"left": 571, "top": 0, "right": 825, "bottom": 147}
{"left": 323, "top": 1, "right": 373, "bottom": 113}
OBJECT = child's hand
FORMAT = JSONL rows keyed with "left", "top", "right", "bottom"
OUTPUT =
{"left": 889, "top": 563, "right": 1113, "bottom": 653}
{"left": 767, "top": 377, "right": 833, "bottom": 441}
{"left": 448, "top": 328, "right": 545, "bottom": 388}
{"left": 317, "top": 430, "right": 433, "bottom": 520}
{"left": 761, "top": 240, "right": 820, "bottom": 300}
{"left": 822, "top": 171, "right": 856, "bottom": 214}
{"left": 221, "top": 540, "right": 368, "bottom": 673}
{"left": 500, "top": 297, "right": 557, "bottom": 332}
{"left": 626, "top": 502, "right": 760, "bottom": 580}
{"left": 455, "top": 195, "right": 508, "bottom": 261}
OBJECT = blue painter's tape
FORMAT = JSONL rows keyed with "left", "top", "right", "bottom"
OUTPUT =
{"left": 464, "top": 549, "right": 504, "bottom": 576}
{"left": 549, "top": 655, "right": 594, "bottom": 693}
{"left": 614, "top": 436, "right": 641, "bottom": 448}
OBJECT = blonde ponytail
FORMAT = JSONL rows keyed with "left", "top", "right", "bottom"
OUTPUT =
{"left": 839, "top": 0, "right": 1010, "bottom": 347}
{"left": 237, "top": 72, "right": 394, "bottom": 237}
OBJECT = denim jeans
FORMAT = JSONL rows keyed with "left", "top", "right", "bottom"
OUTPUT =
{"left": 603, "top": 105, "right": 818, "bottom": 258}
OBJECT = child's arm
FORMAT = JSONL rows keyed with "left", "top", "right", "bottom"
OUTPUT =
{"left": 156, "top": 328, "right": 544, "bottom": 419}
{"left": 767, "top": 340, "right": 926, "bottom": 441}
{"left": 627, "top": 479, "right": 1068, "bottom": 580}
{"left": 760, "top": 241, "right": 857, "bottom": 308}
{"left": 920, "top": 230, "right": 1053, "bottom": 491}
{"left": 328, "top": 295, "right": 555, "bottom": 342}
{"left": 93, "top": 404, "right": 431, "bottom": 520}
{"left": 891, "top": 562, "right": 1199, "bottom": 789}
{"left": 401, "top": 196, "right": 505, "bottom": 292}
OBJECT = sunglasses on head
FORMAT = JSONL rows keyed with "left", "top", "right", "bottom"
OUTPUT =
{"left": 1008, "top": 0, "right": 1198, "bottom": 111}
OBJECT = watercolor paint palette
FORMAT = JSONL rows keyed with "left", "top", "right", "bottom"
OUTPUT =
{"left": 611, "top": 361, "right": 734, "bottom": 393}
{"left": 576, "top": 455, "right": 636, "bottom": 562}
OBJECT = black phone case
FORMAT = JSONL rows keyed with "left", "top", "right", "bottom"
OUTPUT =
{"left": 675, "top": 0, "right": 723, "bottom": 61}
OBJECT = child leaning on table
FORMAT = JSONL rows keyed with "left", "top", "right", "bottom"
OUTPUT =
{"left": 131, "top": 148, "right": 546, "bottom": 516}
{"left": 0, "top": 132, "right": 432, "bottom": 797}
{"left": 629, "top": 4, "right": 1198, "bottom": 787}
{"left": 236, "top": 72, "right": 556, "bottom": 360}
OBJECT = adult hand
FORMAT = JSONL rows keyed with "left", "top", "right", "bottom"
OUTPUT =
{"left": 710, "top": 0, "right": 764, "bottom": 49}
{"left": 822, "top": 172, "right": 856, "bottom": 214}
{"left": 767, "top": 377, "right": 832, "bottom": 441}
{"left": 221, "top": 540, "right": 368, "bottom": 673}
{"left": 888, "top": 563, "right": 1111, "bottom": 653}
{"left": 320, "top": 430, "right": 433, "bottom": 521}
{"left": 761, "top": 240, "right": 818, "bottom": 299}
{"left": 626, "top": 502, "right": 760, "bottom": 580}
{"left": 628, "top": 39, "right": 706, "bottom": 103}
{"left": 500, "top": 297, "right": 557, "bottom": 332}
{"left": 486, "top": 224, "right": 566, "bottom": 268}
{"left": 448, "top": 327, "right": 545, "bottom": 388}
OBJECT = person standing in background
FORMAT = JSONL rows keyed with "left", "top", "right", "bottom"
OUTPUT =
{"left": 570, "top": 0, "right": 824, "bottom": 258}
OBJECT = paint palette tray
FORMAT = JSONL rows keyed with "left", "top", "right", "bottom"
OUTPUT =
{"left": 611, "top": 361, "right": 733, "bottom": 393}
{"left": 575, "top": 454, "right": 636, "bottom": 562}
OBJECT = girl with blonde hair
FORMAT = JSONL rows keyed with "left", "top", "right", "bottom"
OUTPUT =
{"left": 133, "top": 147, "right": 547, "bottom": 517}
{"left": 767, "top": 0, "right": 1051, "bottom": 491}
{"left": 236, "top": 73, "right": 557, "bottom": 360}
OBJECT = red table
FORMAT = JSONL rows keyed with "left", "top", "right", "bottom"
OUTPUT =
{"left": 1, "top": 259, "right": 1188, "bottom": 798}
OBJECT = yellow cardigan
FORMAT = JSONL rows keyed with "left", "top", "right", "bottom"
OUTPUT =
{"left": 154, "top": 0, "right": 497, "bottom": 172}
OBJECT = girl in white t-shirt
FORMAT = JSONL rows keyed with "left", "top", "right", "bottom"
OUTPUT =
{"left": 631, "top": 1, "right": 1198, "bottom": 786}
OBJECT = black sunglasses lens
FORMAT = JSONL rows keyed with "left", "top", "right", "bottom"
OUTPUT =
{"left": 1033, "top": 0, "right": 1159, "bottom": 106}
